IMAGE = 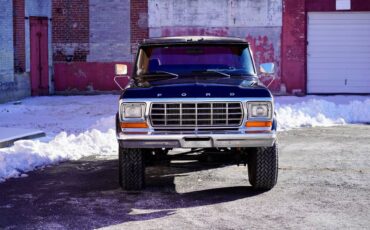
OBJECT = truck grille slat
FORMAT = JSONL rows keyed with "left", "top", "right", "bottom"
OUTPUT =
{"left": 150, "top": 102, "right": 243, "bottom": 128}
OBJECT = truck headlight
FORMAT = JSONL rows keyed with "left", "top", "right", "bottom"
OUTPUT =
{"left": 248, "top": 102, "right": 272, "bottom": 119}
{"left": 121, "top": 103, "right": 146, "bottom": 119}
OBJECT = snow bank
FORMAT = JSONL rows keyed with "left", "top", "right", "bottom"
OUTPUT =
{"left": 0, "top": 95, "right": 118, "bottom": 135}
{"left": 1, "top": 95, "right": 370, "bottom": 182}
{"left": 0, "top": 129, "right": 117, "bottom": 182}
{"left": 275, "top": 97, "right": 370, "bottom": 130}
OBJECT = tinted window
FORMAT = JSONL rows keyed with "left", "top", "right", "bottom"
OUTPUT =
{"left": 136, "top": 45, "right": 255, "bottom": 76}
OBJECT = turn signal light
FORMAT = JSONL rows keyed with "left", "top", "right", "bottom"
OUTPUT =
{"left": 246, "top": 121, "right": 272, "bottom": 127}
{"left": 120, "top": 122, "right": 149, "bottom": 129}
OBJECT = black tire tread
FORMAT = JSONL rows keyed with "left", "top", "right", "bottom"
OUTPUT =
{"left": 119, "top": 148, "right": 145, "bottom": 190}
{"left": 248, "top": 143, "right": 278, "bottom": 190}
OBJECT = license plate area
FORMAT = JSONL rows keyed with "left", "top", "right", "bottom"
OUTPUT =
{"left": 183, "top": 137, "right": 212, "bottom": 147}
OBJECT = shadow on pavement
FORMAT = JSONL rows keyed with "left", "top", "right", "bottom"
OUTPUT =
{"left": 0, "top": 156, "right": 263, "bottom": 229}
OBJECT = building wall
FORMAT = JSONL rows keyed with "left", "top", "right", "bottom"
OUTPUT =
{"left": 52, "top": 0, "right": 89, "bottom": 62}
{"left": 13, "top": 0, "right": 26, "bottom": 73}
{"left": 24, "top": 0, "right": 53, "bottom": 92}
{"left": 0, "top": 74, "right": 31, "bottom": 104}
{"left": 148, "top": 0, "right": 283, "bottom": 92}
{"left": 131, "top": 0, "right": 149, "bottom": 57}
{"left": 53, "top": 0, "right": 132, "bottom": 92}
{"left": 0, "top": 0, "right": 15, "bottom": 83}
{"left": 280, "top": 0, "right": 306, "bottom": 95}
{"left": 0, "top": 0, "right": 36, "bottom": 103}
{"left": 4, "top": 0, "right": 369, "bottom": 98}
{"left": 88, "top": 0, "right": 131, "bottom": 62}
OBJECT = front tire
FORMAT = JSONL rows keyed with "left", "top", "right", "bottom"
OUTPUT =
{"left": 248, "top": 143, "right": 278, "bottom": 190}
{"left": 119, "top": 147, "right": 145, "bottom": 190}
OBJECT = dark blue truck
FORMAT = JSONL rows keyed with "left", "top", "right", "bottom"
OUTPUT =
{"left": 114, "top": 36, "right": 278, "bottom": 191}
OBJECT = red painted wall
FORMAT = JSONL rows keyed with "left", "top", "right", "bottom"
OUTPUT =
{"left": 281, "top": 0, "right": 306, "bottom": 94}
{"left": 54, "top": 62, "right": 131, "bottom": 92}
{"left": 155, "top": 26, "right": 282, "bottom": 92}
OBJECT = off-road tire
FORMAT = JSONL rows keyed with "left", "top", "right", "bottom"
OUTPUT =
{"left": 248, "top": 143, "right": 278, "bottom": 190}
{"left": 119, "top": 147, "right": 145, "bottom": 190}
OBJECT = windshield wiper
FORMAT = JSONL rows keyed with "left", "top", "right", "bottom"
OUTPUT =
{"left": 193, "top": 69, "right": 231, "bottom": 78}
{"left": 141, "top": 71, "right": 179, "bottom": 81}
{"left": 205, "top": 69, "right": 231, "bottom": 78}
{"left": 153, "top": 70, "right": 179, "bottom": 77}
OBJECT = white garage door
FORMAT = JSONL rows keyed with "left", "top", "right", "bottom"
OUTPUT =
{"left": 307, "top": 12, "right": 370, "bottom": 93}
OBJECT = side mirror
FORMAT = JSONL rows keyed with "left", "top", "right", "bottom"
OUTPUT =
{"left": 115, "top": 64, "right": 128, "bottom": 76}
{"left": 259, "top": 63, "right": 275, "bottom": 75}
{"left": 114, "top": 64, "right": 130, "bottom": 91}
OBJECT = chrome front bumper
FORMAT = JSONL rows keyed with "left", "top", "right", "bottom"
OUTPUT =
{"left": 117, "top": 130, "right": 276, "bottom": 148}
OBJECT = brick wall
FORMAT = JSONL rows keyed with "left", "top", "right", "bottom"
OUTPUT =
{"left": 131, "top": 0, "right": 148, "bottom": 57}
{"left": 52, "top": 0, "right": 89, "bottom": 62}
{"left": 88, "top": 0, "right": 131, "bottom": 62}
{"left": 13, "top": 0, "right": 25, "bottom": 73}
{"left": 0, "top": 0, "right": 15, "bottom": 83}
{"left": 281, "top": 0, "right": 306, "bottom": 94}
{"left": 53, "top": 0, "right": 132, "bottom": 92}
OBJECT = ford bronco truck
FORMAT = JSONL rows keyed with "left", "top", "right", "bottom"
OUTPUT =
{"left": 114, "top": 36, "right": 278, "bottom": 191}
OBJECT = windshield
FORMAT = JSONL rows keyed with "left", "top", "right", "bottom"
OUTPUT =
{"left": 135, "top": 44, "right": 256, "bottom": 78}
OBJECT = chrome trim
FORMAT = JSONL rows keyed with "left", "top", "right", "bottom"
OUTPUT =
{"left": 118, "top": 97, "right": 274, "bottom": 133}
{"left": 117, "top": 130, "right": 276, "bottom": 148}
{"left": 247, "top": 101, "right": 273, "bottom": 120}
{"left": 149, "top": 101, "right": 243, "bottom": 128}
{"left": 120, "top": 102, "right": 146, "bottom": 121}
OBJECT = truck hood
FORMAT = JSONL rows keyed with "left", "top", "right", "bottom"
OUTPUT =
{"left": 121, "top": 82, "right": 272, "bottom": 99}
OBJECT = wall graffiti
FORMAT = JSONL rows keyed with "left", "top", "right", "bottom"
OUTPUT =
{"left": 0, "top": 82, "right": 18, "bottom": 91}
{"left": 246, "top": 35, "right": 281, "bottom": 92}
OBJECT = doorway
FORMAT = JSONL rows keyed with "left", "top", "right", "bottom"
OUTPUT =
{"left": 30, "top": 17, "right": 49, "bottom": 96}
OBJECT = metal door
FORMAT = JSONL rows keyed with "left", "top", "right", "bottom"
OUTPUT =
{"left": 30, "top": 17, "right": 49, "bottom": 96}
{"left": 307, "top": 12, "right": 370, "bottom": 94}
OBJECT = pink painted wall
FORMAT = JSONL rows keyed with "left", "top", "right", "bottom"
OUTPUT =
{"left": 148, "top": 0, "right": 283, "bottom": 93}
{"left": 54, "top": 62, "right": 131, "bottom": 92}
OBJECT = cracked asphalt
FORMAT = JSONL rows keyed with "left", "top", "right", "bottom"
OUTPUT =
{"left": 0, "top": 125, "right": 370, "bottom": 229}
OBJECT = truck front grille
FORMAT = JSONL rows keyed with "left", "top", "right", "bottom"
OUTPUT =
{"left": 150, "top": 102, "right": 243, "bottom": 128}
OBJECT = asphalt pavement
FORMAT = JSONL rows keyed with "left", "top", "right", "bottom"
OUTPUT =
{"left": 0, "top": 125, "right": 369, "bottom": 229}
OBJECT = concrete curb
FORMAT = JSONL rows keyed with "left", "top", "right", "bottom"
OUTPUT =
{"left": 0, "top": 128, "right": 46, "bottom": 148}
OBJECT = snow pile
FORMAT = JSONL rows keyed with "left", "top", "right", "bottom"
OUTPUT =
{"left": 0, "top": 95, "right": 118, "bottom": 135}
{"left": 275, "top": 97, "right": 370, "bottom": 130}
{"left": 1, "top": 95, "right": 370, "bottom": 182}
{"left": 0, "top": 129, "right": 117, "bottom": 182}
{"left": 90, "top": 116, "right": 115, "bottom": 132}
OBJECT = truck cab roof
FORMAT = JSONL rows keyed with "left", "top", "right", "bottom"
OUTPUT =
{"left": 140, "top": 36, "right": 249, "bottom": 46}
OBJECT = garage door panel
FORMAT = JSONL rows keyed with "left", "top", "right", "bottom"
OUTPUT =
{"left": 308, "top": 88, "right": 370, "bottom": 94}
{"left": 309, "top": 33, "right": 370, "bottom": 40}
{"left": 308, "top": 12, "right": 370, "bottom": 94}
{"left": 309, "top": 13, "right": 370, "bottom": 20}
{"left": 309, "top": 79, "right": 370, "bottom": 85}
{"left": 309, "top": 50, "right": 370, "bottom": 56}
{"left": 309, "top": 42, "right": 370, "bottom": 48}
{"left": 309, "top": 72, "right": 370, "bottom": 77}
{"left": 308, "top": 84, "right": 370, "bottom": 93}
{"left": 309, "top": 63, "right": 370, "bottom": 69}
{"left": 309, "top": 59, "right": 370, "bottom": 64}
{"left": 309, "top": 35, "right": 370, "bottom": 42}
